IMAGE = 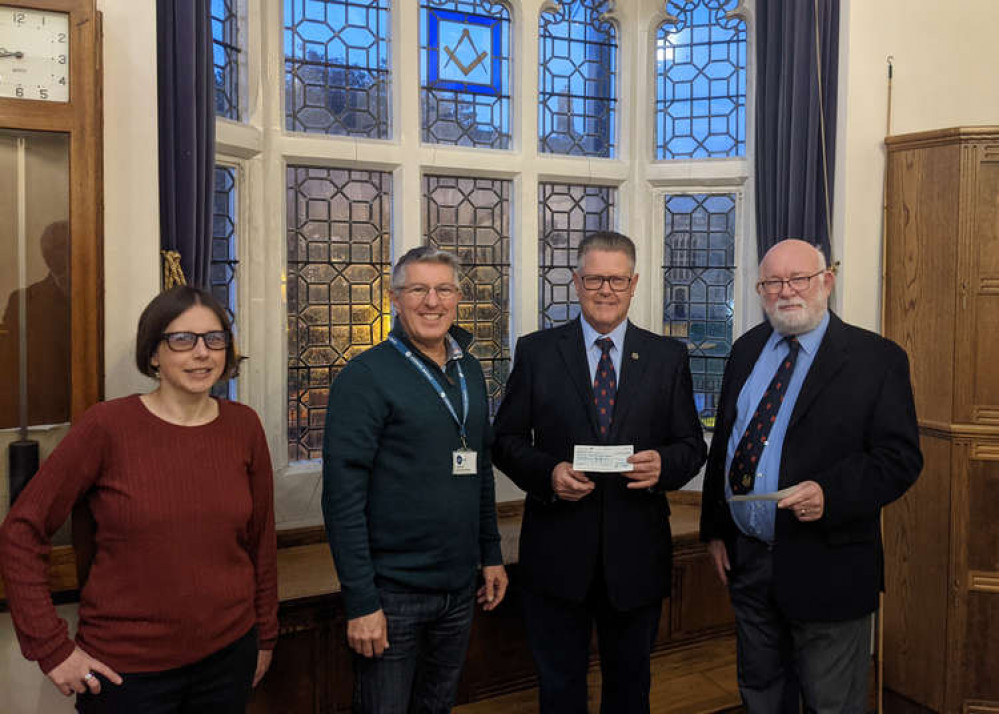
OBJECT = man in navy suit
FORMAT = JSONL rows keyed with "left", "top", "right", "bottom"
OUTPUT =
{"left": 493, "top": 231, "right": 707, "bottom": 714}
{"left": 700, "top": 239, "right": 922, "bottom": 712}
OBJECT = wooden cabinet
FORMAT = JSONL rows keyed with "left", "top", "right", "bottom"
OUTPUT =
{"left": 883, "top": 127, "right": 999, "bottom": 714}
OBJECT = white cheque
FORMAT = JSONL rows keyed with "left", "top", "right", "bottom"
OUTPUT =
{"left": 573, "top": 445, "right": 635, "bottom": 473}
{"left": 728, "top": 486, "right": 800, "bottom": 502}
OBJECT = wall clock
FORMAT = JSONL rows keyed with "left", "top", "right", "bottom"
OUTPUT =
{"left": 0, "top": 0, "right": 101, "bottom": 502}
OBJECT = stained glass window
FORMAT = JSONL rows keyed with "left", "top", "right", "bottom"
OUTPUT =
{"left": 539, "top": 183, "right": 614, "bottom": 328}
{"left": 211, "top": 0, "right": 241, "bottom": 120}
{"left": 421, "top": 1, "right": 511, "bottom": 149}
{"left": 211, "top": 166, "right": 239, "bottom": 400}
{"left": 285, "top": 0, "right": 391, "bottom": 138}
{"left": 538, "top": 0, "right": 616, "bottom": 157}
{"left": 287, "top": 167, "right": 393, "bottom": 460}
{"left": 655, "top": 0, "right": 746, "bottom": 159}
{"left": 663, "top": 193, "right": 735, "bottom": 428}
{"left": 423, "top": 175, "right": 510, "bottom": 413}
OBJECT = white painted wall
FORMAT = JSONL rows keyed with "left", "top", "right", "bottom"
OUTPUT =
{"left": 832, "top": 0, "right": 999, "bottom": 330}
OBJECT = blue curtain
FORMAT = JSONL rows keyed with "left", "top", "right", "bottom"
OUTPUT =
{"left": 755, "top": 0, "right": 840, "bottom": 261}
{"left": 157, "top": 0, "right": 215, "bottom": 288}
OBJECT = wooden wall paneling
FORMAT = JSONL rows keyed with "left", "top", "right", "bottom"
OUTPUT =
{"left": 668, "top": 546, "right": 736, "bottom": 642}
{"left": 963, "top": 592, "right": 999, "bottom": 706}
{"left": 944, "top": 440, "right": 971, "bottom": 713}
{"left": 971, "top": 156, "right": 999, "bottom": 422}
{"left": 954, "top": 145, "right": 982, "bottom": 425}
{"left": 883, "top": 144, "right": 959, "bottom": 425}
{"left": 883, "top": 434, "right": 951, "bottom": 712}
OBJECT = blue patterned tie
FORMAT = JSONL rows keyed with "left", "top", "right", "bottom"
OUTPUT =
{"left": 728, "top": 337, "right": 800, "bottom": 495}
{"left": 593, "top": 338, "right": 616, "bottom": 440}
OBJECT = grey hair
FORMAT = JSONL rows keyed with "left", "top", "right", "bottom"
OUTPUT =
{"left": 576, "top": 231, "right": 636, "bottom": 271}
{"left": 391, "top": 246, "right": 461, "bottom": 290}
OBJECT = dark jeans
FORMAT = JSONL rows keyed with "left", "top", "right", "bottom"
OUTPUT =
{"left": 729, "top": 533, "right": 872, "bottom": 714}
{"left": 520, "top": 579, "right": 662, "bottom": 714}
{"left": 75, "top": 627, "right": 258, "bottom": 714}
{"left": 352, "top": 581, "right": 476, "bottom": 714}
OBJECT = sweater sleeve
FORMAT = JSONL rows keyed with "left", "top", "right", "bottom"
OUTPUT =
{"left": 321, "top": 362, "right": 388, "bottom": 619}
{"left": 244, "top": 409, "right": 279, "bottom": 650}
{"left": 0, "top": 405, "right": 108, "bottom": 673}
{"left": 477, "top": 417, "right": 503, "bottom": 567}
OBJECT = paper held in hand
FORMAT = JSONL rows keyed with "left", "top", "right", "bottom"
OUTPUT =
{"left": 573, "top": 445, "right": 634, "bottom": 473}
{"left": 728, "top": 485, "right": 800, "bottom": 502}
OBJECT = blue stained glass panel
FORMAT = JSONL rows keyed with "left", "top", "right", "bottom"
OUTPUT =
{"left": 211, "top": 166, "right": 238, "bottom": 400}
{"left": 211, "top": 0, "right": 240, "bottom": 120}
{"left": 421, "top": 1, "right": 510, "bottom": 149}
{"left": 285, "top": 0, "right": 391, "bottom": 138}
{"left": 655, "top": 0, "right": 746, "bottom": 160}
{"left": 538, "top": 0, "right": 616, "bottom": 157}
{"left": 662, "top": 193, "right": 736, "bottom": 428}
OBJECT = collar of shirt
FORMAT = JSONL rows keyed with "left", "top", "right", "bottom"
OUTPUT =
{"left": 579, "top": 317, "right": 628, "bottom": 383}
{"left": 763, "top": 310, "right": 830, "bottom": 358}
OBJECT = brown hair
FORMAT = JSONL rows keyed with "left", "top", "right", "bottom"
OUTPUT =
{"left": 135, "top": 286, "right": 239, "bottom": 379}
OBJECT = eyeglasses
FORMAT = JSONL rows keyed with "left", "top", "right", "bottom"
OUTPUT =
{"left": 399, "top": 284, "right": 460, "bottom": 301}
{"left": 577, "top": 274, "right": 633, "bottom": 292}
{"left": 756, "top": 270, "right": 828, "bottom": 296}
{"left": 161, "top": 331, "right": 230, "bottom": 352}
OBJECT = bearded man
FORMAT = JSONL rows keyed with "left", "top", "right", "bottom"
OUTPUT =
{"left": 700, "top": 239, "right": 923, "bottom": 713}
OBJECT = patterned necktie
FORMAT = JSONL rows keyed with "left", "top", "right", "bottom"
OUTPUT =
{"left": 728, "top": 337, "right": 801, "bottom": 495}
{"left": 593, "top": 338, "right": 616, "bottom": 439}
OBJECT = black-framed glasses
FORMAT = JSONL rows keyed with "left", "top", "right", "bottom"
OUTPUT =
{"left": 577, "top": 274, "right": 633, "bottom": 292}
{"left": 399, "top": 284, "right": 460, "bottom": 301}
{"left": 161, "top": 331, "right": 230, "bottom": 352}
{"left": 756, "top": 270, "right": 828, "bottom": 296}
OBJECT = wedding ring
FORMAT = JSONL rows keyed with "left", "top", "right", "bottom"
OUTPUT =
{"left": 83, "top": 672, "right": 94, "bottom": 681}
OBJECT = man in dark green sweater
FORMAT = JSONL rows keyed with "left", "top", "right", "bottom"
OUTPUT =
{"left": 322, "top": 246, "right": 507, "bottom": 714}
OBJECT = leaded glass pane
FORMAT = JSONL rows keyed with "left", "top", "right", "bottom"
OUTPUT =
{"left": 285, "top": 0, "right": 391, "bottom": 138}
{"left": 423, "top": 175, "right": 509, "bottom": 414}
{"left": 663, "top": 193, "right": 735, "bottom": 429}
{"left": 655, "top": 0, "right": 746, "bottom": 159}
{"left": 538, "top": 0, "right": 616, "bottom": 157}
{"left": 538, "top": 183, "right": 614, "bottom": 328}
{"left": 211, "top": 0, "right": 241, "bottom": 120}
{"left": 211, "top": 166, "right": 238, "bottom": 400}
{"left": 420, "top": 1, "right": 511, "bottom": 149}
{"left": 287, "top": 167, "right": 393, "bottom": 461}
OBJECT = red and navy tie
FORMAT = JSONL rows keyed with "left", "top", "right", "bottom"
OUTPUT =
{"left": 728, "top": 337, "right": 800, "bottom": 495}
{"left": 593, "top": 338, "right": 616, "bottom": 439}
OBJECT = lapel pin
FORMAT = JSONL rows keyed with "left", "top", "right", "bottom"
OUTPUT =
{"left": 631, "top": 352, "right": 639, "bottom": 360}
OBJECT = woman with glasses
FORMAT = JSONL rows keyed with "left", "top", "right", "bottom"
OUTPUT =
{"left": 0, "top": 286, "right": 278, "bottom": 713}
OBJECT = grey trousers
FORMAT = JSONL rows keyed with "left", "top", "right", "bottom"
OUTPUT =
{"left": 728, "top": 533, "right": 872, "bottom": 714}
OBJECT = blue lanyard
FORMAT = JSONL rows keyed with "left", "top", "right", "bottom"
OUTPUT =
{"left": 387, "top": 335, "right": 469, "bottom": 447}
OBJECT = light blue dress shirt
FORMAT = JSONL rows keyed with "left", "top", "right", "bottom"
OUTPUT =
{"left": 580, "top": 317, "right": 628, "bottom": 383}
{"left": 724, "top": 312, "right": 830, "bottom": 543}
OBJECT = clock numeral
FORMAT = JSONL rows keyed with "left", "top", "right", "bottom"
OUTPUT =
{"left": 57, "top": 33, "right": 67, "bottom": 43}
{"left": 58, "top": 76, "right": 66, "bottom": 85}
{"left": 15, "top": 86, "right": 23, "bottom": 98}
{"left": 39, "top": 88, "right": 48, "bottom": 99}
{"left": 13, "top": 12, "right": 26, "bottom": 25}
{"left": 57, "top": 54, "right": 67, "bottom": 64}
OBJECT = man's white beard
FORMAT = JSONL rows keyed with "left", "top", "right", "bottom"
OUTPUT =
{"left": 764, "top": 298, "right": 825, "bottom": 336}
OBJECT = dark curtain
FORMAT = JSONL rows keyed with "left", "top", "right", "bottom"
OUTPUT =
{"left": 157, "top": 0, "right": 215, "bottom": 288}
{"left": 755, "top": 0, "right": 840, "bottom": 262}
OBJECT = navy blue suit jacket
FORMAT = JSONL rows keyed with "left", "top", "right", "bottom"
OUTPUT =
{"left": 700, "top": 312, "right": 923, "bottom": 621}
{"left": 493, "top": 319, "right": 706, "bottom": 610}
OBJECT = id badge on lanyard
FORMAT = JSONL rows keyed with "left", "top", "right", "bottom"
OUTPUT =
{"left": 388, "top": 335, "right": 479, "bottom": 477}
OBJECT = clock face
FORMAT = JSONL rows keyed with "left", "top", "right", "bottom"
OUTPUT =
{"left": 0, "top": 6, "right": 70, "bottom": 102}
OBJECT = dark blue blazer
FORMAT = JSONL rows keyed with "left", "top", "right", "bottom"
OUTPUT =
{"left": 700, "top": 312, "right": 923, "bottom": 621}
{"left": 493, "top": 319, "right": 706, "bottom": 610}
